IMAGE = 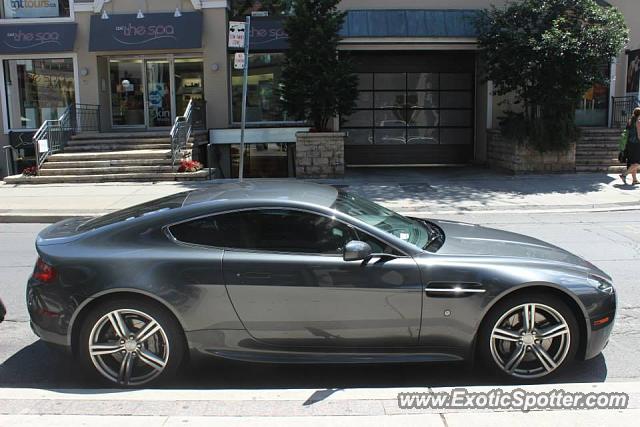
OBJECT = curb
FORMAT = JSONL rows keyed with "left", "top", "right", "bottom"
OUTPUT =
{"left": 2, "top": 204, "right": 640, "bottom": 224}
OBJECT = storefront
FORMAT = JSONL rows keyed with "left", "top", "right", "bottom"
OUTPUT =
{"left": 0, "top": 22, "right": 78, "bottom": 131}
{"left": 89, "top": 11, "right": 204, "bottom": 130}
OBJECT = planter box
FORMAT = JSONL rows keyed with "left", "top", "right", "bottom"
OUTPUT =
{"left": 295, "top": 132, "right": 345, "bottom": 178}
{"left": 487, "top": 130, "right": 576, "bottom": 174}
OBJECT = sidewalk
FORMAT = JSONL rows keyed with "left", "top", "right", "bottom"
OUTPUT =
{"left": 1, "top": 168, "right": 639, "bottom": 222}
{"left": 0, "top": 382, "right": 638, "bottom": 426}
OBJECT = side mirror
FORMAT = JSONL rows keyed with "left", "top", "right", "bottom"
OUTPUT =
{"left": 343, "top": 240, "right": 373, "bottom": 262}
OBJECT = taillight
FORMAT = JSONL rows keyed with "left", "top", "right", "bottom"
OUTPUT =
{"left": 33, "top": 257, "right": 56, "bottom": 283}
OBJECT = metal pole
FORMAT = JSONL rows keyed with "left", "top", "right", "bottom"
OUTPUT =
{"left": 239, "top": 15, "right": 251, "bottom": 182}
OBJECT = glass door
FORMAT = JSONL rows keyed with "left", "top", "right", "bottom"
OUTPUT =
{"left": 146, "top": 60, "right": 173, "bottom": 128}
{"left": 110, "top": 59, "right": 145, "bottom": 127}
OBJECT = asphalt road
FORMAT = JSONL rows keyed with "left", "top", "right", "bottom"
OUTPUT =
{"left": 1, "top": 211, "right": 639, "bottom": 389}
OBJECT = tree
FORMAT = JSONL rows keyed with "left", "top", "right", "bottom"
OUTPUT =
{"left": 280, "top": 0, "right": 358, "bottom": 131}
{"left": 476, "top": 0, "right": 628, "bottom": 150}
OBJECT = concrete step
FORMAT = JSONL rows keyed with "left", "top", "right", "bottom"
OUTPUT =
{"left": 39, "top": 165, "right": 177, "bottom": 176}
{"left": 4, "top": 170, "right": 210, "bottom": 184}
{"left": 47, "top": 149, "right": 172, "bottom": 162}
{"left": 64, "top": 144, "right": 173, "bottom": 152}
{"left": 41, "top": 158, "right": 174, "bottom": 169}
{"left": 71, "top": 131, "right": 171, "bottom": 140}
{"left": 576, "top": 158, "right": 620, "bottom": 165}
{"left": 576, "top": 165, "right": 626, "bottom": 172}
{"left": 67, "top": 137, "right": 172, "bottom": 145}
{"left": 575, "top": 153, "right": 620, "bottom": 159}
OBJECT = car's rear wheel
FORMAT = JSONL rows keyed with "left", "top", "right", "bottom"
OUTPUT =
{"left": 479, "top": 292, "right": 579, "bottom": 380}
{"left": 77, "top": 298, "right": 185, "bottom": 387}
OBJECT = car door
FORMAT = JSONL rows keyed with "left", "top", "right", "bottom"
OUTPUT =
{"left": 216, "top": 208, "right": 423, "bottom": 348}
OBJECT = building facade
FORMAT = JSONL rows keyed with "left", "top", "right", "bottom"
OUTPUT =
{"left": 0, "top": 0, "right": 638, "bottom": 178}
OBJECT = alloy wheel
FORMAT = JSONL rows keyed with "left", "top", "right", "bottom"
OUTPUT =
{"left": 88, "top": 308, "right": 170, "bottom": 386}
{"left": 490, "top": 303, "right": 571, "bottom": 379}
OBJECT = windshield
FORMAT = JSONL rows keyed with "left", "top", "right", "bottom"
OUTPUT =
{"left": 332, "top": 191, "right": 430, "bottom": 249}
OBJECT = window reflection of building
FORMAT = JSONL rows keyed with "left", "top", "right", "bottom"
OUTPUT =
{"left": 230, "top": 53, "right": 290, "bottom": 123}
{"left": 1, "top": 0, "right": 70, "bottom": 19}
{"left": 3, "top": 58, "right": 75, "bottom": 129}
{"left": 231, "top": 0, "right": 293, "bottom": 17}
{"left": 575, "top": 67, "right": 609, "bottom": 127}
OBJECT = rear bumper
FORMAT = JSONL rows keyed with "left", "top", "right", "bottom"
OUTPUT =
{"left": 0, "top": 298, "right": 5, "bottom": 322}
{"left": 27, "top": 279, "right": 78, "bottom": 349}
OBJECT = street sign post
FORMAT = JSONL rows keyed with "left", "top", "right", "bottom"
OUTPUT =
{"left": 229, "top": 17, "right": 251, "bottom": 181}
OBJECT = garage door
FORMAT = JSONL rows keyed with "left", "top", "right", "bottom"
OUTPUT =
{"left": 342, "top": 52, "right": 476, "bottom": 166}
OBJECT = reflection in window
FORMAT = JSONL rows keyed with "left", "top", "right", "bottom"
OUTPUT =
{"left": 170, "top": 209, "right": 356, "bottom": 255}
{"left": 1, "top": 0, "right": 70, "bottom": 19}
{"left": 3, "top": 58, "right": 75, "bottom": 129}
{"left": 231, "top": 53, "right": 292, "bottom": 123}
{"left": 231, "top": 0, "right": 294, "bottom": 17}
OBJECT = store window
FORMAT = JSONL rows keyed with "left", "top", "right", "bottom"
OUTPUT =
{"left": 3, "top": 58, "right": 75, "bottom": 129}
{"left": 230, "top": 52, "right": 292, "bottom": 123}
{"left": 1, "top": 0, "right": 70, "bottom": 19}
{"left": 231, "top": 0, "right": 293, "bottom": 17}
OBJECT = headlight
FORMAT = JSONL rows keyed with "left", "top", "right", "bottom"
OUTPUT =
{"left": 587, "top": 275, "right": 614, "bottom": 294}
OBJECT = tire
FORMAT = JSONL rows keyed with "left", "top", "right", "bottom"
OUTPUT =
{"left": 77, "top": 297, "right": 185, "bottom": 387}
{"left": 478, "top": 291, "right": 579, "bottom": 381}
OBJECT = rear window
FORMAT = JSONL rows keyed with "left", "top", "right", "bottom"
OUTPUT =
{"left": 78, "top": 191, "right": 191, "bottom": 231}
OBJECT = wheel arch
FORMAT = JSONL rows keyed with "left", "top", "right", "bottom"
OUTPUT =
{"left": 471, "top": 283, "right": 590, "bottom": 362}
{"left": 68, "top": 289, "right": 188, "bottom": 356}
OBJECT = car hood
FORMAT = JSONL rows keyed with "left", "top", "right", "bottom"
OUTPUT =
{"left": 431, "top": 219, "right": 607, "bottom": 276}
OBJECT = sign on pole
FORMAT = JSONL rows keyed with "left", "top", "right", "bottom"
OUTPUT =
{"left": 228, "top": 21, "right": 246, "bottom": 49}
{"left": 233, "top": 53, "right": 245, "bottom": 70}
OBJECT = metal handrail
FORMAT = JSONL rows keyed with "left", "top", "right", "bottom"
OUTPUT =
{"left": 170, "top": 99, "right": 194, "bottom": 168}
{"left": 611, "top": 95, "right": 640, "bottom": 128}
{"left": 32, "top": 103, "right": 100, "bottom": 173}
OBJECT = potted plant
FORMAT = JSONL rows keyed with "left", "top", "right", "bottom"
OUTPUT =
{"left": 280, "top": 0, "right": 358, "bottom": 178}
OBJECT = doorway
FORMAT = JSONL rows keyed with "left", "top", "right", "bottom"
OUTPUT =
{"left": 109, "top": 56, "right": 203, "bottom": 129}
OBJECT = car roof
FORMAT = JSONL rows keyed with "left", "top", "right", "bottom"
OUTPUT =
{"left": 182, "top": 180, "right": 340, "bottom": 208}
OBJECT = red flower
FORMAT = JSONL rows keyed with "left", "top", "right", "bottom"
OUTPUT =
{"left": 22, "top": 166, "right": 37, "bottom": 176}
{"left": 178, "top": 160, "right": 203, "bottom": 173}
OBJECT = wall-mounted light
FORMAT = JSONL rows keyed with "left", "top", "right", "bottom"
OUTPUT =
{"left": 101, "top": 10, "right": 109, "bottom": 20}
{"left": 80, "top": 68, "right": 89, "bottom": 77}
{"left": 136, "top": 9, "right": 145, "bottom": 19}
{"left": 211, "top": 63, "right": 220, "bottom": 72}
{"left": 174, "top": 7, "right": 182, "bottom": 18}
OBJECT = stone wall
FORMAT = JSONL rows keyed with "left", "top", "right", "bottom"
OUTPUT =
{"left": 295, "top": 132, "right": 345, "bottom": 178}
{"left": 487, "top": 130, "right": 576, "bottom": 174}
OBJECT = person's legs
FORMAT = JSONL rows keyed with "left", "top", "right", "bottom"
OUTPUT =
{"left": 631, "top": 164, "right": 639, "bottom": 183}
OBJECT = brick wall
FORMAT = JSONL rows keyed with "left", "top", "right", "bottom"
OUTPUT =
{"left": 487, "top": 130, "right": 576, "bottom": 174}
{"left": 295, "top": 132, "right": 345, "bottom": 178}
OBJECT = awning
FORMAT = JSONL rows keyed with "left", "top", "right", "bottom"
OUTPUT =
{"left": 0, "top": 23, "right": 77, "bottom": 54}
{"left": 89, "top": 12, "right": 202, "bottom": 52}
{"left": 339, "top": 9, "right": 480, "bottom": 38}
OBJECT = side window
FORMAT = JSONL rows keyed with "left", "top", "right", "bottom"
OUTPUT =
{"left": 169, "top": 209, "right": 357, "bottom": 255}
{"left": 355, "top": 230, "right": 404, "bottom": 256}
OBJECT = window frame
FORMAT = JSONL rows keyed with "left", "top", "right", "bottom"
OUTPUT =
{"left": 164, "top": 206, "right": 410, "bottom": 258}
{"left": 0, "top": 0, "right": 75, "bottom": 23}
{"left": 0, "top": 53, "right": 80, "bottom": 134}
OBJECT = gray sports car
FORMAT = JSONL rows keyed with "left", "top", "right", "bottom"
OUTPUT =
{"left": 27, "top": 181, "right": 616, "bottom": 387}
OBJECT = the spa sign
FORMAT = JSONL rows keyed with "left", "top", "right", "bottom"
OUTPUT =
{"left": 0, "top": 22, "right": 76, "bottom": 53}
{"left": 89, "top": 12, "right": 202, "bottom": 52}
{"left": 3, "top": 0, "right": 59, "bottom": 19}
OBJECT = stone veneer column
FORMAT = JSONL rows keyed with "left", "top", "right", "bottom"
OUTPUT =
{"left": 295, "top": 132, "right": 345, "bottom": 178}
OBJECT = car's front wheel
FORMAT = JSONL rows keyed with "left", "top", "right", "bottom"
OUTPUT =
{"left": 77, "top": 298, "right": 185, "bottom": 387}
{"left": 479, "top": 292, "right": 579, "bottom": 380}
